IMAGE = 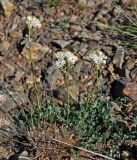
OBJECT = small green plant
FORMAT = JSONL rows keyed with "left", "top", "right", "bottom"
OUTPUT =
{"left": 48, "top": 0, "right": 59, "bottom": 6}
{"left": 58, "top": 17, "right": 70, "bottom": 30}
{"left": 54, "top": 51, "right": 78, "bottom": 124}
{"left": 89, "top": 50, "right": 107, "bottom": 92}
{"left": 17, "top": 96, "right": 137, "bottom": 159}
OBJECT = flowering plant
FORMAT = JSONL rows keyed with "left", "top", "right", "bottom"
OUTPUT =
{"left": 23, "top": 16, "right": 41, "bottom": 29}
{"left": 54, "top": 51, "right": 78, "bottom": 124}
{"left": 55, "top": 51, "right": 78, "bottom": 69}
{"left": 90, "top": 50, "right": 107, "bottom": 91}
{"left": 90, "top": 50, "right": 107, "bottom": 65}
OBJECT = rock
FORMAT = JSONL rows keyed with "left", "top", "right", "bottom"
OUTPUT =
{"left": 15, "top": 71, "right": 25, "bottom": 82}
{"left": 0, "top": 40, "right": 11, "bottom": 54}
{"left": 0, "top": 60, "right": 15, "bottom": 81}
{"left": 9, "top": 150, "right": 29, "bottom": 160}
{"left": 111, "top": 79, "right": 137, "bottom": 101}
{"left": 0, "top": 0, "right": 14, "bottom": 17}
{"left": 53, "top": 85, "right": 79, "bottom": 103}
{"left": 125, "top": 58, "right": 137, "bottom": 70}
{"left": 74, "top": 61, "right": 83, "bottom": 75}
{"left": 80, "top": 30, "right": 102, "bottom": 41}
{"left": 68, "top": 85, "right": 79, "bottom": 102}
{"left": 70, "top": 25, "right": 82, "bottom": 31}
{"left": 0, "top": 83, "right": 28, "bottom": 112}
{"left": 26, "top": 74, "right": 41, "bottom": 85}
{"left": 87, "top": 0, "right": 94, "bottom": 7}
{"left": 77, "top": 0, "right": 88, "bottom": 9}
{"left": 130, "top": 67, "right": 137, "bottom": 81}
{"left": 46, "top": 67, "right": 64, "bottom": 89}
{"left": 51, "top": 40, "right": 74, "bottom": 49}
{"left": 102, "top": 45, "right": 113, "bottom": 56}
{"left": 121, "top": 0, "right": 137, "bottom": 7}
{"left": 0, "top": 110, "right": 10, "bottom": 128}
{"left": 22, "top": 42, "right": 49, "bottom": 61}
{"left": 113, "top": 45, "right": 124, "bottom": 69}
{"left": 123, "top": 81, "right": 137, "bottom": 101}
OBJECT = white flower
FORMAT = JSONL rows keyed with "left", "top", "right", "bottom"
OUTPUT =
{"left": 67, "top": 55, "right": 78, "bottom": 64}
{"left": 55, "top": 52, "right": 65, "bottom": 59}
{"left": 55, "top": 51, "right": 78, "bottom": 68}
{"left": 23, "top": 16, "right": 41, "bottom": 29}
{"left": 90, "top": 50, "right": 107, "bottom": 64}
{"left": 55, "top": 59, "right": 66, "bottom": 69}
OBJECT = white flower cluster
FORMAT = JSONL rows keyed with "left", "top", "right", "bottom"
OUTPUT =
{"left": 55, "top": 51, "right": 78, "bottom": 69}
{"left": 90, "top": 50, "right": 107, "bottom": 65}
{"left": 23, "top": 16, "right": 41, "bottom": 29}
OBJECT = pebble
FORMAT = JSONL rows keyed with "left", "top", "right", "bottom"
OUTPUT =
{"left": 0, "top": 0, "right": 14, "bottom": 17}
{"left": 52, "top": 39, "right": 74, "bottom": 49}
{"left": 113, "top": 45, "right": 125, "bottom": 69}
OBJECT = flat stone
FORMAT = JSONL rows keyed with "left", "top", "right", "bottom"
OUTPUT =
{"left": 123, "top": 81, "right": 137, "bottom": 101}
{"left": 77, "top": 0, "right": 88, "bottom": 9}
{"left": 52, "top": 40, "right": 74, "bottom": 49}
{"left": 22, "top": 42, "right": 50, "bottom": 61}
{"left": 53, "top": 85, "right": 79, "bottom": 103}
{"left": 121, "top": 0, "right": 137, "bottom": 6}
{"left": 113, "top": 45, "right": 125, "bottom": 69}
{"left": 0, "top": 0, "right": 14, "bottom": 17}
{"left": 47, "top": 68, "right": 64, "bottom": 89}
{"left": 130, "top": 67, "right": 137, "bottom": 81}
{"left": 112, "top": 79, "right": 137, "bottom": 101}
{"left": 22, "top": 42, "right": 49, "bottom": 61}
{"left": 0, "top": 83, "right": 28, "bottom": 113}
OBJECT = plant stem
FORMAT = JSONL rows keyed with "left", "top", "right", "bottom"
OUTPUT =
{"left": 28, "top": 28, "right": 41, "bottom": 113}
{"left": 64, "top": 63, "right": 70, "bottom": 125}
{"left": 96, "top": 64, "right": 99, "bottom": 90}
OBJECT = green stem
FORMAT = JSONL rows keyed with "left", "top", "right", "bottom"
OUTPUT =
{"left": 64, "top": 63, "right": 70, "bottom": 125}
{"left": 28, "top": 28, "right": 41, "bottom": 113}
{"left": 96, "top": 64, "right": 99, "bottom": 90}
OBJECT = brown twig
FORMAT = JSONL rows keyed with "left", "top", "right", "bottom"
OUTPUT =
{"left": 50, "top": 138, "right": 115, "bottom": 160}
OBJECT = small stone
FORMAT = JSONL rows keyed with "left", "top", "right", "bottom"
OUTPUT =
{"left": 112, "top": 79, "right": 137, "bottom": 100}
{"left": 52, "top": 40, "right": 74, "bottom": 49}
{"left": 70, "top": 25, "right": 82, "bottom": 31}
{"left": 123, "top": 81, "right": 137, "bottom": 101}
{"left": 121, "top": 0, "right": 137, "bottom": 6}
{"left": 113, "top": 45, "right": 124, "bottom": 69}
{"left": 70, "top": 15, "right": 78, "bottom": 23}
{"left": 0, "top": 84, "right": 28, "bottom": 112}
{"left": 0, "top": 40, "right": 11, "bottom": 52}
{"left": 77, "top": 0, "right": 88, "bottom": 9}
{"left": 0, "top": 0, "right": 14, "bottom": 17}
{"left": 53, "top": 85, "right": 79, "bottom": 103}
{"left": 26, "top": 75, "right": 40, "bottom": 85}
{"left": 47, "top": 68, "right": 64, "bottom": 89}
{"left": 22, "top": 42, "right": 49, "bottom": 61}
{"left": 15, "top": 71, "right": 25, "bottom": 82}
{"left": 74, "top": 61, "right": 83, "bottom": 74}
{"left": 87, "top": 0, "right": 94, "bottom": 7}
{"left": 122, "top": 150, "right": 130, "bottom": 158}
{"left": 130, "top": 67, "right": 137, "bottom": 81}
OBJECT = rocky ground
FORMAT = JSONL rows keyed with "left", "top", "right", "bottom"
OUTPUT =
{"left": 1, "top": 0, "right": 137, "bottom": 159}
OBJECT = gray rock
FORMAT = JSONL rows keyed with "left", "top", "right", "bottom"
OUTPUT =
{"left": 87, "top": 0, "right": 94, "bottom": 7}
{"left": 130, "top": 67, "right": 137, "bottom": 81}
{"left": 9, "top": 151, "right": 29, "bottom": 160}
{"left": 74, "top": 61, "right": 83, "bottom": 75}
{"left": 0, "top": 83, "right": 28, "bottom": 113}
{"left": 52, "top": 39, "right": 74, "bottom": 49}
{"left": 53, "top": 85, "right": 79, "bottom": 103}
{"left": 113, "top": 45, "right": 125, "bottom": 69}
{"left": 111, "top": 78, "right": 137, "bottom": 101}
{"left": 0, "top": 0, "right": 14, "bottom": 17}
{"left": 46, "top": 68, "right": 64, "bottom": 89}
